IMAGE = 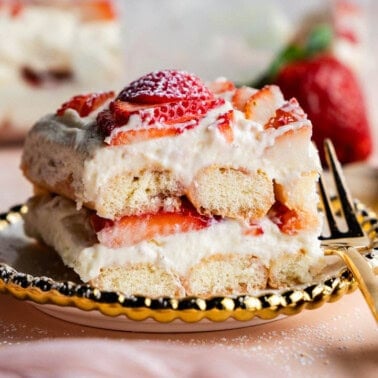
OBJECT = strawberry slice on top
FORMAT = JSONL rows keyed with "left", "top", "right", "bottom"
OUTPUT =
{"left": 56, "top": 91, "right": 115, "bottom": 117}
{"left": 106, "top": 98, "right": 223, "bottom": 146}
{"left": 110, "top": 98, "right": 222, "bottom": 127}
{"left": 117, "top": 69, "right": 214, "bottom": 104}
{"left": 264, "top": 98, "right": 307, "bottom": 129}
{"left": 96, "top": 69, "right": 225, "bottom": 145}
{"left": 91, "top": 201, "right": 215, "bottom": 249}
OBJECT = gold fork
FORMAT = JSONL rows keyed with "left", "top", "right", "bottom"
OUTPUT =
{"left": 318, "top": 139, "right": 378, "bottom": 322}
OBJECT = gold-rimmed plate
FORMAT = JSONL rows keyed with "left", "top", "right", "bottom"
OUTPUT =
{"left": 0, "top": 202, "right": 377, "bottom": 333}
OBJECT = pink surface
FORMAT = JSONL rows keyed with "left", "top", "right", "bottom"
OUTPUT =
{"left": 0, "top": 337, "right": 269, "bottom": 378}
{"left": 0, "top": 147, "right": 377, "bottom": 377}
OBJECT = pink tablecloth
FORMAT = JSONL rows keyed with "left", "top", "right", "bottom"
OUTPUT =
{"left": 0, "top": 147, "right": 377, "bottom": 378}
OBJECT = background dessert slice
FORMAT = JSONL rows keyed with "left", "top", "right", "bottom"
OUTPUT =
{"left": 0, "top": 0, "right": 123, "bottom": 142}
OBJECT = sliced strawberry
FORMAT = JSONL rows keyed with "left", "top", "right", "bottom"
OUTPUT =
{"left": 145, "top": 98, "right": 223, "bottom": 126}
{"left": 109, "top": 127, "right": 181, "bottom": 146}
{"left": 98, "top": 98, "right": 224, "bottom": 143}
{"left": 111, "top": 98, "right": 222, "bottom": 127}
{"left": 268, "top": 202, "right": 303, "bottom": 235}
{"left": 91, "top": 203, "right": 214, "bottom": 248}
{"left": 78, "top": 0, "right": 116, "bottom": 21}
{"left": 96, "top": 71, "right": 226, "bottom": 145}
{"left": 207, "top": 79, "right": 236, "bottom": 95}
{"left": 117, "top": 70, "right": 214, "bottom": 104}
{"left": 243, "top": 222, "right": 264, "bottom": 236}
{"left": 216, "top": 110, "right": 234, "bottom": 143}
{"left": 91, "top": 215, "right": 113, "bottom": 233}
{"left": 232, "top": 86, "right": 257, "bottom": 111}
{"left": 96, "top": 109, "right": 116, "bottom": 137}
{"left": 264, "top": 98, "right": 307, "bottom": 129}
{"left": 109, "top": 100, "right": 156, "bottom": 126}
{"left": 57, "top": 91, "right": 115, "bottom": 117}
{"left": 244, "top": 85, "right": 285, "bottom": 125}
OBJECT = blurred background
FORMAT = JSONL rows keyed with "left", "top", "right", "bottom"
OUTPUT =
{"left": 0, "top": 0, "right": 377, "bottom": 167}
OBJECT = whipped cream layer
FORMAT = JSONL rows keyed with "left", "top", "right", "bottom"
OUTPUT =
{"left": 25, "top": 195, "right": 323, "bottom": 282}
{"left": 23, "top": 94, "right": 321, "bottom": 211}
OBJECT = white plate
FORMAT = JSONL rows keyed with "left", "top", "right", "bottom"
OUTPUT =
{"left": 31, "top": 302, "right": 287, "bottom": 333}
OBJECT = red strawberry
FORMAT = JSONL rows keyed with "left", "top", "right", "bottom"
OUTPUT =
{"left": 110, "top": 101, "right": 156, "bottom": 126}
{"left": 216, "top": 110, "right": 234, "bottom": 143}
{"left": 243, "top": 221, "right": 264, "bottom": 236}
{"left": 57, "top": 91, "right": 115, "bottom": 117}
{"left": 112, "top": 98, "right": 223, "bottom": 127}
{"left": 232, "top": 86, "right": 257, "bottom": 111}
{"left": 207, "top": 79, "right": 236, "bottom": 95}
{"left": 96, "top": 70, "right": 225, "bottom": 145}
{"left": 265, "top": 98, "right": 307, "bottom": 129}
{"left": 252, "top": 24, "right": 372, "bottom": 164}
{"left": 117, "top": 69, "right": 214, "bottom": 104}
{"left": 91, "top": 203, "right": 214, "bottom": 248}
{"left": 276, "top": 55, "right": 372, "bottom": 164}
{"left": 98, "top": 97, "right": 224, "bottom": 144}
{"left": 95, "top": 109, "right": 116, "bottom": 136}
{"left": 244, "top": 85, "right": 285, "bottom": 125}
{"left": 268, "top": 202, "right": 303, "bottom": 235}
{"left": 109, "top": 127, "right": 180, "bottom": 146}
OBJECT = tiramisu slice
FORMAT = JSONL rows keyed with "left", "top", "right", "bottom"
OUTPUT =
{"left": 21, "top": 69, "right": 324, "bottom": 298}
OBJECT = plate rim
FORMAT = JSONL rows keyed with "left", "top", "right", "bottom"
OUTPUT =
{"left": 0, "top": 202, "right": 377, "bottom": 324}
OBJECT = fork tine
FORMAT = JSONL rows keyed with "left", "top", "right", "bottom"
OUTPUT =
{"left": 318, "top": 175, "right": 340, "bottom": 238}
{"left": 321, "top": 140, "right": 376, "bottom": 321}
{"left": 323, "top": 139, "right": 364, "bottom": 236}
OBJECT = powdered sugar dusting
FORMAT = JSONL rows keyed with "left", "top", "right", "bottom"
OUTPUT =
{"left": 161, "top": 306, "right": 376, "bottom": 377}
{"left": 1, "top": 294, "right": 376, "bottom": 377}
{"left": 117, "top": 69, "right": 214, "bottom": 103}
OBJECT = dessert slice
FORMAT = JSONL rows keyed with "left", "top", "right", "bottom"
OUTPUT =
{"left": 21, "top": 69, "right": 324, "bottom": 297}
{"left": 0, "top": 0, "right": 122, "bottom": 141}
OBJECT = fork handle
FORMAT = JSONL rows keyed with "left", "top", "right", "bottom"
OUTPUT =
{"left": 331, "top": 247, "right": 378, "bottom": 322}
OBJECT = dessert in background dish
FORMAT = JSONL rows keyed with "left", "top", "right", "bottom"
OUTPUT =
{"left": 21, "top": 69, "right": 324, "bottom": 298}
{"left": 332, "top": 0, "right": 367, "bottom": 74}
{"left": 0, "top": 0, "right": 123, "bottom": 142}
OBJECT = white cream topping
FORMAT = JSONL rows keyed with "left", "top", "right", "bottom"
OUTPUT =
{"left": 25, "top": 195, "right": 323, "bottom": 282}
{"left": 87, "top": 108, "right": 317, "bottom": 203}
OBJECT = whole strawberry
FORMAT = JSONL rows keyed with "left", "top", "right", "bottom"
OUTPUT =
{"left": 253, "top": 25, "right": 373, "bottom": 164}
{"left": 276, "top": 55, "right": 372, "bottom": 164}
